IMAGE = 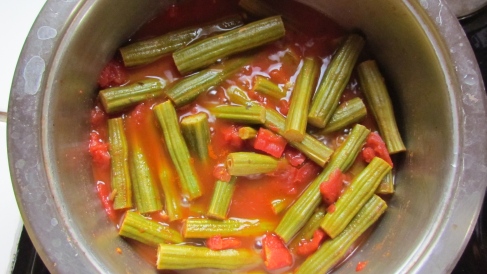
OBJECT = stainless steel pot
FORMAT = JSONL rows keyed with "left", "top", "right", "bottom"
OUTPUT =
{"left": 7, "top": 0, "right": 487, "bottom": 273}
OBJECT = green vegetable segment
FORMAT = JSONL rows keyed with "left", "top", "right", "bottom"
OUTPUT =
{"left": 321, "top": 97, "right": 367, "bottom": 134}
{"left": 166, "top": 57, "right": 250, "bottom": 107}
{"left": 108, "top": 118, "right": 132, "bottom": 210}
{"left": 156, "top": 244, "right": 261, "bottom": 270}
{"left": 284, "top": 57, "right": 320, "bottom": 141}
{"left": 120, "top": 14, "right": 244, "bottom": 67}
{"left": 226, "top": 85, "right": 259, "bottom": 107}
{"left": 99, "top": 78, "right": 166, "bottom": 114}
{"left": 265, "top": 109, "right": 333, "bottom": 167}
{"left": 358, "top": 60, "right": 406, "bottom": 154}
{"left": 253, "top": 75, "right": 286, "bottom": 99}
{"left": 207, "top": 177, "right": 238, "bottom": 220}
{"left": 159, "top": 168, "right": 183, "bottom": 221}
{"left": 274, "top": 124, "right": 370, "bottom": 243}
{"left": 183, "top": 218, "right": 275, "bottom": 238}
{"left": 154, "top": 100, "right": 202, "bottom": 200}
{"left": 226, "top": 152, "right": 279, "bottom": 176}
{"left": 296, "top": 195, "right": 387, "bottom": 274}
{"left": 289, "top": 207, "right": 326, "bottom": 249}
{"left": 130, "top": 143, "right": 162, "bottom": 214}
{"left": 173, "top": 16, "right": 285, "bottom": 74}
{"left": 308, "top": 34, "right": 365, "bottom": 128}
{"left": 238, "top": 126, "right": 258, "bottom": 139}
{"left": 181, "top": 112, "right": 211, "bottom": 161}
{"left": 211, "top": 105, "right": 266, "bottom": 124}
{"left": 119, "top": 211, "right": 183, "bottom": 246}
{"left": 320, "top": 157, "right": 391, "bottom": 238}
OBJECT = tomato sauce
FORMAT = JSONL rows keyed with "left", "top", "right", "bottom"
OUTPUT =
{"left": 89, "top": 0, "right": 389, "bottom": 272}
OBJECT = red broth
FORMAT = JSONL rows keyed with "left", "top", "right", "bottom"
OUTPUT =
{"left": 89, "top": 0, "right": 392, "bottom": 272}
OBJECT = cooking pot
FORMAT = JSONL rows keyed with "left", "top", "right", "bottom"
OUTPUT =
{"left": 7, "top": 0, "right": 487, "bottom": 273}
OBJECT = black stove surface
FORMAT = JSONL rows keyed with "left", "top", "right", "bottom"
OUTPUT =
{"left": 11, "top": 8, "right": 487, "bottom": 274}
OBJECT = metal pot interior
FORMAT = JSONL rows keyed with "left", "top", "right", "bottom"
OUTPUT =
{"left": 9, "top": 0, "right": 471, "bottom": 273}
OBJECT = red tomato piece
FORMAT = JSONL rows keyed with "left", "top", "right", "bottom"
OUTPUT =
{"left": 327, "top": 203, "right": 336, "bottom": 213}
{"left": 294, "top": 161, "right": 321, "bottom": 185}
{"left": 248, "top": 90, "right": 266, "bottom": 104}
{"left": 213, "top": 164, "right": 231, "bottom": 182}
{"left": 284, "top": 147, "right": 306, "bottom": 167}
{"left": 96, "top": 181, "right": 116, "bottom": 222}
{"left": 296, "top": 229, "right": 327, "bottom": 256}
{"left": 98, "top": 59, "right": 128, "bottom": 89}
{"left": 362, "top": 132, "right": 393, "bottom": 167}
{"left": 262, "top": 233, "right": 293, "bottom": 270}
{"left": 269, "top": 69, "right": 289, "bottom": 84}
{"left": 320, "top": 168, "right": 343, "bottom": 205}
{"left": 206, "top": 235, "right": 242, "bottom": 250}
{"left": 89, "top": 131, "right": 110, "bottom": 169}
{"left": 254, "top": 128, "right": 288, "bottom": 158}
{"left": 90, "top": 105, "right": 107, "bottom": 128}
{"left": 356, "top": 261, "right": 368, "bottom": 272}
{"left": 278, "top": 99, "right": 290, "bottom": 116}
{"left": 220, "top": 125, "right": 243, "bottom": 149}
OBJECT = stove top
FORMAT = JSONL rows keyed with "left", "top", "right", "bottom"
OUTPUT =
{"left": 3, "top": 1, "right": 487, "bottom": 274}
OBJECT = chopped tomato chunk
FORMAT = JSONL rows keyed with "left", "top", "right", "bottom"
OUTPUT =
{"left": 284, "top": 147, "right": 306, "bottom": 167}
{"left": 278, "top": 99, "right": 290, "bottom": 116}
{"left": 327, "top": 203, "right": 336, "bottom": 213}
{"left": 362, "top": 132, "right": 393, "bottom": 167}
{"left": 96, "top": 181, "right": 116, "bottom": 222}
{"left": 294, "top": 161, "right": 321, "bottom": 184}
{"left": 90, "top": 105, "right": 107, "bottom": 129}
{"left": 269, "top": 69, "right": 289, "bottom": 84}
{"left": 89, "top": 131, "right": 110, "bottom": 169}
{"left": 320, "top": 168, "right": 343, "bottom": 205}
{"left": 213, "top": 164, "right": 231, "bottom": 182}
{"left": 98, "top": 59, "right": 128, "bottom": 89}
{"left": 296, "top": 229, "right": 327, "bottom": 256}
{"left": 254, "top": 128, "right": 288, "bottom": 158}
{"left": 356, "top": 261, "right": 368, "bottom": 272}
{"left": 262, "top": 233, "right": 293, "bottom": 270}
{"left": 221, "top": 125, "right": 244, "bottom": 149}
{"left": 206, "top": 235, "right": 242, "bottom": 250}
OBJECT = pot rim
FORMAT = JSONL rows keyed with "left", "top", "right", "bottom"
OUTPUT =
{"left": 7, "top": 0, "right": 487, "bottom": 273}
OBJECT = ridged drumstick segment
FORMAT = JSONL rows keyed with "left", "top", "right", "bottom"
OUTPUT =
{"left": 181, "top": 113, "right": 211, "bottom": 162}
{"left": 253, "top": 75, "right": 286, "bottom": 99}
{"left": 289, "top": 207, "right": 326, "bottom": 249}
{"left": 296, "top": 195, "right": 387, "bottom": 274}
{"left": 166, "top": 56, "right": 251, "bottom": 107}
{"left": 226, "top": 85, "right": 259, "bottom": 107}
{"left": 264, "top": 109, "right": 333, "bottom": 167}
{"left": 358, "top": 60, "right": 406, "bottom": 154}
{"left": 274, "top": 124, "right": 370, "bottom": 243}
{"left": 159, "top": 168, "right": 183, "bottom": 221}
{"left": 173, "top": 16, "right": 285, "bottom": 74}
{"left": 183, "top": 218, "right": 275, "bottom": 238}
{"left": 321, "top": 97, "right": 367, "bottom": 134}
{"left": 238, "top": 126, "right": 258, "bottom": 139}
{"left": 120, "top": 14, "right": 245, "bottom": 67}
{"left": 320, "top": 157, "right": 391, "bottom": 238}
{"left": 107, "top": 118, "right": 132, "bottom": 210}
{"left": 156, "top": 244, "right": 261, "bottom": 270}
{"left": 99, "top": 78, "right": 166, "bottom": 114}
{"left": 154, "top": 100, "right": 202, "bottom": 200}
{"left": 284, "top": 57, "right": 320, "bottom": 141}
{"left": 226, "top": 152, "right": 279, "bottom": 176}
{"left": 119, "top": 211, "right": 183, "bottom": 246}
{"left": 207, "top": 177, "right": 238, "bottom": 220}
{"left": 308, "top": 34, "right": 365, "bottom": 128}
{"left": 211, "top": 105, "right": 266, "bottom": 124}
{"left": 129, "top": 142, "right": 162, "bottom": 214}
